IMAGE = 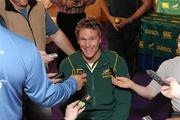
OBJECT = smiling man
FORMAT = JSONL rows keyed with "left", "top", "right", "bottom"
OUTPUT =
{"left": 59, "top": 17, "right": 131, "bottom": 120}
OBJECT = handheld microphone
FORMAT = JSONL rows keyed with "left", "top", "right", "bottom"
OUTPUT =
{"left": 50, "top": 72, "right": 65, "bottom": 79}
{"left": 142, "top": 115, "right": 152, "bottom": 120}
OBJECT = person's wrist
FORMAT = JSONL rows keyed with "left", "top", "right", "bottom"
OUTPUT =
{"left": 64, "top": 117, "right": 74, "bottom": 120}
{"left": 127, "top": 17, "right": 133, "bottom": 24}
{"left": 130, "top": 81, "right": 135, "bottom": 89}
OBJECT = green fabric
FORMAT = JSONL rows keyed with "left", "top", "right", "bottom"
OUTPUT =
{"left": 60, "top": 50, "right": 131, "bottom": 120}
{"left": 139, "top": 13, "right": 180, "bottom": 58}
{"left": 157, "top": 0, "right": 180, "bottom": 15}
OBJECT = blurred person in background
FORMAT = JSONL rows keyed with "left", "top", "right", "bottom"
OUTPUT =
{"left": 0, "top": 0, "right": 75, "bottom": 64}
{"left": 100, "top": 0, "right": 151, "bottom": 77}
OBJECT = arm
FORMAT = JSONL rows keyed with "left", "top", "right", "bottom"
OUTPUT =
{"left": 100, "top": 0, "right": 151, "bottom": 31}
{"left": 113, "top": 76, "right": 156, "bottom": 100}
{"left": 64, "top": 100, "right": 85, "bottom": 120}
{"left": 50, "top": 0, "right": 66, "bottom": 6}
{"left": 45, "top": 11, "right": 75, "bottom": 55}
{"left": 99, "top": 0, "right": 117, "bottom": 29}
{"left": 50, "top": 0, "right": 78, "bottom": 8}
{"left": 24, "top": 45, "right": 77, "bottom": 106}
{"left": 127, "top": 0, "right": 151, "bottom": 23}
{"left": 84, "top": 0, "right": 95, "bottom": 6}
{"left": 119, "top": 0, "right": 151, "bottom": 28}
{"left": 49, "top": 29, "right": 75, "bottom": 55}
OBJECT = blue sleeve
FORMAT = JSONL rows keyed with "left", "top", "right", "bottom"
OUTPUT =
{"left": 45, "top": 10, "right": 59, "bottom": 36}
{"left": 24, "top": 45, "right": 77, "bottom": 107}
{"left": 0, "top": 16, "right": 7, "bottom": 28}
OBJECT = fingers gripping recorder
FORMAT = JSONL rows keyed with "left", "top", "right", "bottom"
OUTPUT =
{"left": 75, "top": 69, "right": 92, "bottom": 108}
{"left": 109, "top": 67, "right": 116, "bottom": 78}
{"left": 78, "top": 94, "right": 92, "bottom": 108}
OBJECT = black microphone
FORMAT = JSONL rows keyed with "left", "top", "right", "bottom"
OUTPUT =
{"left": 49, "top": 72, "right": 65, "bottom": 79}
{"left": 142, "top": 115, "right": 152, "bottom": 120}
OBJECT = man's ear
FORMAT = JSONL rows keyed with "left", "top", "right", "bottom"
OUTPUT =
{"left": 77, "top": 39, "right": 80, "bottom": 44}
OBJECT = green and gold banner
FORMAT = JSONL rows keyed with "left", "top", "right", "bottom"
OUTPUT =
{"left": 157, "top": 0, "right": 180, "bottom": 15}
{"left": 139, "top": 13, "right": 180, "bottom": 58}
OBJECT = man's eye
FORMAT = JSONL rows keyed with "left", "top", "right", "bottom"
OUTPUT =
{"left": 80, "top": 38, "right": 86, "bottom": 41}
{"left": 89, "top": 37, "right": 96, "bottom": 41}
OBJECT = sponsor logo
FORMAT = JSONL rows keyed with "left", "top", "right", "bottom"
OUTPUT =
{"left": 172, "top": 3, "right": 179, "bottom": 9}
{"left": 162, "top": 3, "right": 169, "bottom": 9}
{"left": 156, "top": 45, "right": 172, "bottom": 53}
{"left": 144, "top": 29, "right": 159, "bottom": 36}
{"left": 139, "top": 41, "right": 144, "bottom": 48}
{"left": 163, "top": 31, "right": 172, "bottom": 39}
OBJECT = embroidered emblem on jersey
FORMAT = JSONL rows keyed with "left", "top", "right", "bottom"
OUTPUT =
{"left": 102, "top": 68, "right": 112, "bottom": 78}
{"left": 102, "top": 67, "right": 117, "bottom": 78}
{"left": 72, "top": 69, "right": 84, "bottom": 75}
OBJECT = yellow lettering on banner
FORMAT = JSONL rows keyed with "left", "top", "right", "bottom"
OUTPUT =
{"left": 163, "top": 31, "right": 172, "bottom": 39}
{"left": 176, "top": 48, "right": 180, "bottom": 55}
{"left": 139, "top": 41, "right": 144, "bottom": 48}
{"left": 171, "top": 20, "right": 180, "bottom": 24}
{"left": 162, "top": 3, "right": 169, "bottom": 9}
{"left": 145, "top": 29, "right": 159, "bottom": 36}
{"left": 157, "top": 45, "right": 172, "bottom": 53}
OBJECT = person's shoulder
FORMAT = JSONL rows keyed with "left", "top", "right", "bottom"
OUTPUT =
{"left": 36, "top": 0, "right": 45, "bottom": 7}
{"left": 68, "top": 51, "right": 81, "bottom": 58}
{"left": 103, "top": 49, "right": 117, "bottom": 55}
{"left": 159, "top": 56, "right": 180, "bottom": 70}
{"left": 31, "top": 0, "right": 45, "bottom": 9}
{"left": 162, "top": 56, "right": 180, "bottom": 65}
{"left": 61, "top": 51, "right": 81, "bottom": 64}
{"left": 1, "top": 26, "right": 36, "bottom": 52}
{"left": 103, "top": 49, "right": 124, "bottom": 60}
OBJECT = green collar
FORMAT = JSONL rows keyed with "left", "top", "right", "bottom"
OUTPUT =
{"left": 68, "top": 49, "right": 111, "bottom": 70}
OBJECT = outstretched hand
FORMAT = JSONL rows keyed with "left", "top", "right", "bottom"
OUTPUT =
{"left": 161, "top": 77, "right": 180, "bottom": 99}
{"left": 112, "top": 76, "right": 133, "bottom": 89}
{"left": 64, "top": 100, "right": 85, "bottom": 120}
{"left": 71, "top": 73, "right": 87, "bottom": 91}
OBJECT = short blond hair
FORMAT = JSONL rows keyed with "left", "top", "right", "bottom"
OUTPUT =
{"left": 75, "top": 17, "right": 102, "bottom": 39}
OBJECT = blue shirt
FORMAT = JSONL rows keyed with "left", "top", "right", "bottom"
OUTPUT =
{"left": 0, "top": 26, "right": 77, "bottom": 120}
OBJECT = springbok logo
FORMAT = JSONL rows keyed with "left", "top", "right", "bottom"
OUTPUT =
{"left": 172, "top": 3, "right": 179, "bottom": 9}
